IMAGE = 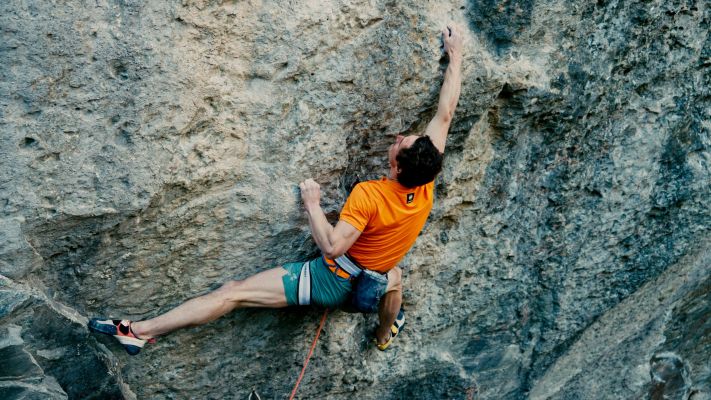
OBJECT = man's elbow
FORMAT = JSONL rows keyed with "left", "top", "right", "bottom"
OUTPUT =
{"left": 322, "top": 247, "right": 345, "bottom": 260}
{"left": 322, "top": 241, "right": 348, "bottom": 260}
{"left": 438, "top": 109, "right": 453, "bottom": 125}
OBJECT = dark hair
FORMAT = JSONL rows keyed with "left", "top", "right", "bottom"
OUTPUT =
{"left": 395, "top": 136, "right": 443, "bottom": 188}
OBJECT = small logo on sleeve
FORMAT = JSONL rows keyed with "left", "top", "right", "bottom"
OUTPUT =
{"left": 406, "top": 193, "right": 414, "bottom": 204}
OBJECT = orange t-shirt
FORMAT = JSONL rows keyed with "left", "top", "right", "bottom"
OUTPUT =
{"left": 339, "top": 177, "right": 434, "bottom": 273}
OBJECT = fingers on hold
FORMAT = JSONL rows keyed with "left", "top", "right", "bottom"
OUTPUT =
{"left": 300, "top": 179, "right": 321, "bottom": 192}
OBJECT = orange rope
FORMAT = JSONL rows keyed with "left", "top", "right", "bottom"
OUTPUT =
{"left": 288, "top": 309, "right": 329, "bottom": 400}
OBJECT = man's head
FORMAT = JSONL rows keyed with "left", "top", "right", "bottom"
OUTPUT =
{"left": 388, "top": 134, "right": 443, "bottom": 188}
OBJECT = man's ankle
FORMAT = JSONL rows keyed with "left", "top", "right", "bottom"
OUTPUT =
{"left": 375, "top": 326, "right": 390, "bottom": 343}
{"left": 130, "top": 321, "right": 152, "bottom": 340}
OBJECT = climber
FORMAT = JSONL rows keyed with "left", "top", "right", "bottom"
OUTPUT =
{"left": 89, "top": 24, "right": 463, "bottom": 354}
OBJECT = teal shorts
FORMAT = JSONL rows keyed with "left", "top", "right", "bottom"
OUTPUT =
{"left": 282, "top": 256, "right": 353, "bottom": 308}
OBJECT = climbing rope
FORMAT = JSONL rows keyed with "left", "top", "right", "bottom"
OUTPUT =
{"left": 286, "top": 308, "right": 476, "bottom": 399}
{"left": 466, "top": 383, "right": 478, "bottom": 399}
{"left": 288, "top": 308, "right": 329, "bottom": 400}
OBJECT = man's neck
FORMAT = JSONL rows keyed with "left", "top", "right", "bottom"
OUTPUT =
{"left": 388, "top": 166, "right": 398, "bottom": 181}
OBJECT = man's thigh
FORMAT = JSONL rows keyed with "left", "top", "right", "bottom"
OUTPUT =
{"left": 233, "top": 266, "right": 290, "bottom": 308}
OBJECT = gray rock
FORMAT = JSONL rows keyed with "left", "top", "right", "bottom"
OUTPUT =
{"left": 0, "top": 0, "right": 709, "bottom": 398}
{"left": 0, "top": 280, "right": 127, "bottom": 399}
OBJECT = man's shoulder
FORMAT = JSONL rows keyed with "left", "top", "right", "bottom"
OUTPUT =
{"left": 354, "top": 178, "right": 386, "bottom": 188}
{"left": 351, "top": 178, "right": 391, "bottom": 197}
{"left": 353, "top": 178, "right": 435, "bottom": 195}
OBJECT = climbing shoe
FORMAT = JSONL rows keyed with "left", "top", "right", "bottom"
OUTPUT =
{"left": 375, "top": 308, "right": 405, "bottom": 351}
{"left": 88, "top": 318, "right": 154, "bottom": 355}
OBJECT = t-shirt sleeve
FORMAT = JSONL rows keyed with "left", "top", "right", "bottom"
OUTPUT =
{"left": 339, "top": 184, "right": 373, "bottom": 232}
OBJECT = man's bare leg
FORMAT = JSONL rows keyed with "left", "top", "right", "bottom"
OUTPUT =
{"left": 375, "top": 267, "right": 403, "bottom": 344}
{"left": 131, "top": 267, "right": 289, "bottom": 339}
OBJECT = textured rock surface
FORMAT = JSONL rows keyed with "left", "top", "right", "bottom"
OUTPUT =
{"left": 1, "top": 0, "right": 709, "bottom": 399}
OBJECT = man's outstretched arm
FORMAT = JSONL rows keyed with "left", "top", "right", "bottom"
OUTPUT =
{"left": 300, "top": 179, "right": 361, "bottom": 259}
{"left": 425, "top": 25, "right": 464, "bottom": 153}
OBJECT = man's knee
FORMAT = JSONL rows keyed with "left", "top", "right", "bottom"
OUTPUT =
{"left": 215, "top": 280, "right": 244, "bottom": 303}
{"left": 386, "top": 267, "right": 403, "bottom": 292}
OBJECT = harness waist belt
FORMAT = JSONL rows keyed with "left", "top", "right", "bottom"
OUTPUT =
{"left": 334, "top": 254, "right": 363, "bottom": 278}
{"left": 327, "top": 264, "right": 352, "bottom": 279}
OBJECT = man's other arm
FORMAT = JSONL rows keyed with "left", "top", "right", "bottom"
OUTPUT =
{"left": 425, "top": 25, "right": 464, "bottom": 154}
{"left": 299, "top": 179, "right": 361, "bottom": 259}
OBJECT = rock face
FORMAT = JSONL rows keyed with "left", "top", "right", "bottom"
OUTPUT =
{"left": 1, "top": 0, "right": 709, "bottom": 399}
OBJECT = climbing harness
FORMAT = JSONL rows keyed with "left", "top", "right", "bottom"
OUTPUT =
{"left": 333, "top": 254, "right": 363, "bottom": 277}
{"left": 296, "top": 254, "right": 365, "bottom": 306}
{"left": 331, "top": 254, "right": 388, "bottom": 313}
{"left": 297, "top": 261, "right": 311, "bottom": 305}
{"left": 288, "top": 308, "right": 329, "bottom": 400}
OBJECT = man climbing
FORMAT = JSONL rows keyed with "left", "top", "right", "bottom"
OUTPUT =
{"left": 89, "top": 25, "right": 463, "bottom": 354}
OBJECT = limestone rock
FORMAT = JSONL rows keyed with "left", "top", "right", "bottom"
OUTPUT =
{"left": 0, "top": 0, "right": 709, "bottom": 399}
